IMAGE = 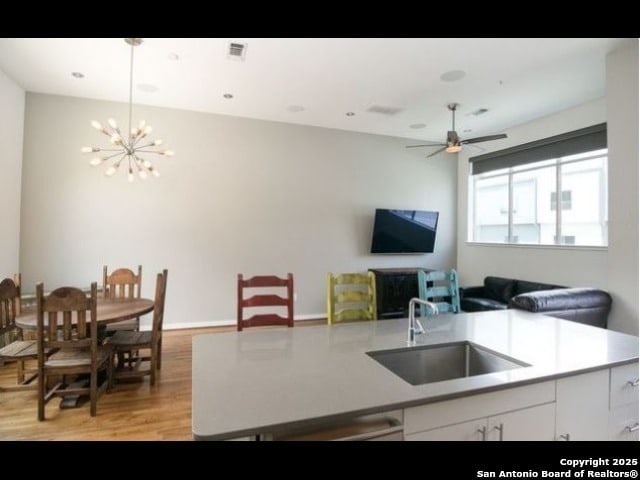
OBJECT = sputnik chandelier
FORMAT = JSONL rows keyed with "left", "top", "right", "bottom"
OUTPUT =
{"left": 81, "top": 38, "right": 174, "bottom": 182}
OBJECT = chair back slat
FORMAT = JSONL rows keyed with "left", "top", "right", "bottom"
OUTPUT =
{"left": 237, "top": 273, "right": 294, "bottom": 331}
{"left": 327, "top": 271, "right": 377, "bottom": 325}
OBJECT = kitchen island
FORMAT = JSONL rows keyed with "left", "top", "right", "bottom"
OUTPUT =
{"left": 192, "top": 309, "right": 638, "bottom": 440}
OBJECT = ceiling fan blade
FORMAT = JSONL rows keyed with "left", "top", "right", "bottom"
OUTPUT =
{"left": 462, "top": 133, "right": 507, "bottom": 144}
{"left": 463, "top": 143, "right": 485, "bottom": 153}
{"left": 406, "top": 143, "right": 446, "bottom": 149}
{"left": 426, "top": 146, "right": 447, "bottom": 158}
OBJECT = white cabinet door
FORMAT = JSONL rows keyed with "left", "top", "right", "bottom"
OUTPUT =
{"left": 609, "top": 404, "right": 639, "bottom": 441}
{"left": 487, "top": 403, "right": 556, "bottom": 441}
{"left": 556, "top": 369, "right": 609, "bottom": 441}
{"left": 405, "top": 419, "right": 488, "bottom": 441}
{"left": 608, "top": 363, "right": 639, "bottom": 441}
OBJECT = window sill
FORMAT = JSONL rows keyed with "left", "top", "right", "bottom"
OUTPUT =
{"left": 465, "top": 242, "right": 608, "bottom": 252}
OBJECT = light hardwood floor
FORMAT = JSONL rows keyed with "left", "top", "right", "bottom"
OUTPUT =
{"left": 0, "top": 321, "right": 324, "bottom": 440}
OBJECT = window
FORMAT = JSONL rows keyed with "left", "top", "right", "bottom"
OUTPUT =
{"left": 468, "top": 124, "right": 607, "bottom": 247}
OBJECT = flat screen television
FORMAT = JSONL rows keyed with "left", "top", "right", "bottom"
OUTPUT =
{"left": 370, "top": 208, "right": 439, "bottom": 254}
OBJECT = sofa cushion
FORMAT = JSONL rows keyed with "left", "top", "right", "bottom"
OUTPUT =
{"left": 514, "top": 279, "right": 563, "bottom": 296}
{"left": 484, "top": 277, "right": 516, "bottom": 304}
{"left": 509, "top": 288, "right": 612, "bottom": 328}
{"left": 461, "top": 297, "right": 509, "bottom": 312}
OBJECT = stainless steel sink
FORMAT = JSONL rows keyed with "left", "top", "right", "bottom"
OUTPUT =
{"left": 367, "top": 341, "right": 529, "bottom": 386}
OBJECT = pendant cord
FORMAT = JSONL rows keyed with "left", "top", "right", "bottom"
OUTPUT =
{"left": 128, "top": 41, "right": 134, "bottom": 143}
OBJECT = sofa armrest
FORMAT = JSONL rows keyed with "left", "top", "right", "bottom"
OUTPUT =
{"left": 460, "top": 285, "right": 485, "bottom": 298}
{"left": 509, "top": 288, "right": 612, "bottom": 328}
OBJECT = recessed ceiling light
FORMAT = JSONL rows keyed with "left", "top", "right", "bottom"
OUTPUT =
{"left": 409, "top": 123, "right": 426, "bottom": 129}
{"left": 346, "top": 112, "right": 355, "bottom": 117}
{"left": 71, "top": 72, "right": 85, "bottom": 79}
{"left": 287, "top": 105, "right": 305, "bottom": 113}
{"left": 168, "top": 52, "right": 180, "bottom": 61}
{"left": 223, "top": 93, "right": 234, "bottom": 99}
{"left": 137, "top": 83, "right": 158, "bottom": 93}
{"left": 463, "top": 129, "right": 472, "bottom": 133}
{"left": 440, "top": 70, "right": 466, "bottom": 82}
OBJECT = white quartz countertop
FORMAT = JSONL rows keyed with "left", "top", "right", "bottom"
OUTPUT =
{"left": 192, "top": 310, "right": 638, "bottom": 440}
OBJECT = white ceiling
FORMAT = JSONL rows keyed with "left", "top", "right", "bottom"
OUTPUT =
{"left": 0, "top": 38, "right": 628, "bottom": 142}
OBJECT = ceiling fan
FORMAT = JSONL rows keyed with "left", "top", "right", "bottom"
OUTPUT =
{"left": 406, "top": 103, "right": 507, "bottom": 157}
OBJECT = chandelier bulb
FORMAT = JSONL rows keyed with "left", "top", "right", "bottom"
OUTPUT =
{"left": 105, "top": 166, "right": 117, "bottom": 177}
{"left": 138, "top": 119, "right": 146, "bottom": 130}
{"left": 163, "top": 149, "right": 175, "bottom": 157}
{"left": 110, "top": 134, "right": 122, "bottom": 145}
{"left": 152, "top": 168, "right": 160, "bottom": 178}
{"left": 107, "top": 118, "right": 118, "bottom": 130}
{"left": 128, "top": 169, "right": 134, "bottom": 183}
{"left": 91, "top": 120, "right": 103, "bottom": 131}
{"left": 138, "top": 169, "right": 148, "bottom": 180}
{"left": 142, "top": 159, "right": 152, "bottom": 168}
{"left": 89, "top": 157, "right": 102, "bottom": 166}
{"left": 153, "top": 139, "right": 163, "bottom": 146}
{"left": 81, "top": 146, "right": 98, "bottom": 153}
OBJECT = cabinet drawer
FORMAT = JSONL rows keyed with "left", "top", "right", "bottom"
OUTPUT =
{"left": 610, "top": 362, "right": 639, "bottom": 408}
{"left": 405, "top": 419, "right": 487, "bottom": 441}
{"left": 609, "top": 403, "right": 639, "bottom": 441}
{"left": 404, "top": 381, "right": 555, "bottom": 435}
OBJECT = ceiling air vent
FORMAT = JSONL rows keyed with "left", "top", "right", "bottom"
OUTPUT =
{"left": 366, "top": 104, "right": 404, "bottom": 115}
{"left": 228, "top": 42, "right": 247, "bottom": 61}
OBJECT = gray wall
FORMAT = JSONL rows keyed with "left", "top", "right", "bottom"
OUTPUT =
{"left": 20, "top": 93, "right": 457, "bottom": 328}
{"left": 0, "top": 68, "right": 24, "bottom": 275}
{"left": 605, "top": 41, "right": 639, "bottom": 335}
{"left": 457, "top": 40, "right": 640, "bottom": 337}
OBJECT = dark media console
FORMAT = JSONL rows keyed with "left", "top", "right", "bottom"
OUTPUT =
{"left": 369, "top": 268, "right": 433, "bottom": 319}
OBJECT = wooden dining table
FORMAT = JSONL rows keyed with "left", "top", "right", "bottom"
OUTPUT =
{"left": 16, "top": 297, "right": 155, "bottom": 408}
{"left": 16, "top": 297, "right": 155, "bottom": 330}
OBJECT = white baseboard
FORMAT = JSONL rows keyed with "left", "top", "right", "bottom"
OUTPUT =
{"left": 141, "top": 313, "right": 327, "bottom": 331}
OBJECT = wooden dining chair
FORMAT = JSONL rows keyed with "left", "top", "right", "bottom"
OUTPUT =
{"left": 103, "top": 265, "right": 142, "bottom": 333}
{"left": 0, "top": 275, "right": 42, "bottom": 391}
{"left": 237, "top": 273, "right": 294, "bottom": 331}
{"left": 36, "top": 282, "right": 112, "bottom": 420}
{"left": 326, "top": 272, "right": 377, "bottom": 325}
{"left": 107, "top": 269, "right": 168, "bottom": 386}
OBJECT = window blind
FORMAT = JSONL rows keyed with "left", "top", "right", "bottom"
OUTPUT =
{"left": 469, "top": 123, "right": 607, "bottom": 175}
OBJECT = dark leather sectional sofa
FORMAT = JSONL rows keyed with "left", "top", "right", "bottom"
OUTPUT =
{"left": 460, "top": 276, "right": 612, "bottom": 328}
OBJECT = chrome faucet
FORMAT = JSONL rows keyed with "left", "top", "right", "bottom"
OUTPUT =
{"left": 407, "top": 297, "right": 439, "bottom": 346}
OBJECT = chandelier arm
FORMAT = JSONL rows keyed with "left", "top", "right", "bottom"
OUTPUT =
{"left": 112, "top": 153, "right": 128, "bottom": 168}
{"left": 102, "top": 151, "right": 126, "bottom": 161}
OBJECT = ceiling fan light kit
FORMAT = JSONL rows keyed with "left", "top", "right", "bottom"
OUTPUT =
{"left": 407, "top": 103, "right": 507, "bottom": 158}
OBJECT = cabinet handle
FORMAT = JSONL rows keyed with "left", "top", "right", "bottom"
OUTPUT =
{"left": 477, "top": 426, "right": 487, "bottom": 441}
{"left": 626, "top": 379, "right": 639, "bottom": 387}
{"left": 559, "top": 433, "right": 571, "bottom": 441}
{"left": 493, "top": 423, "right": 504, "bottom": 441}
{"left": 625, "top": 423, "right": 639, "bottom": 433}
